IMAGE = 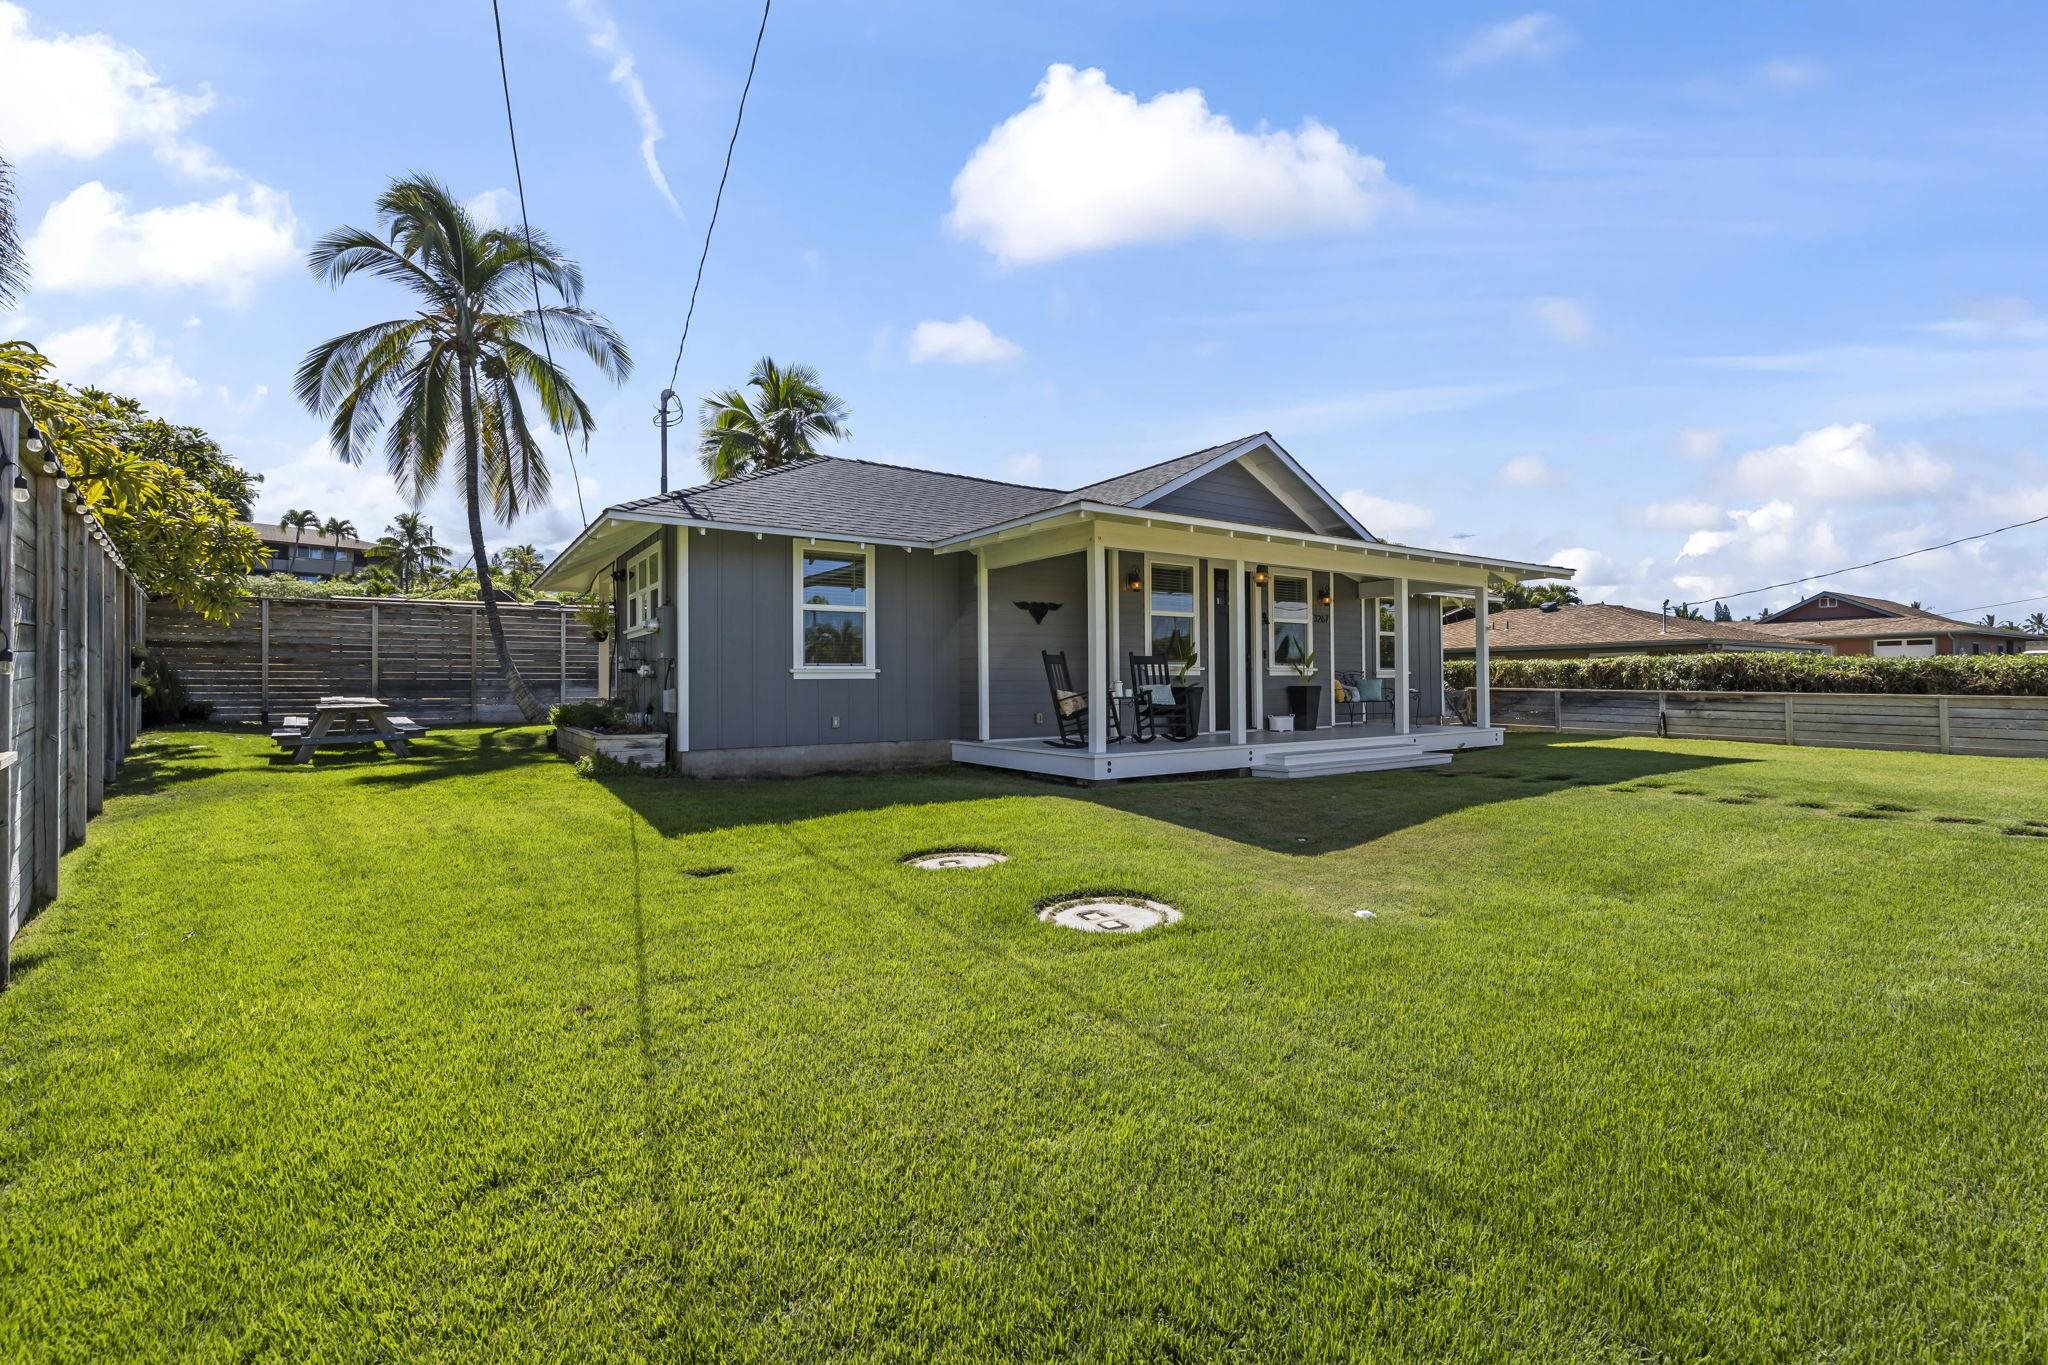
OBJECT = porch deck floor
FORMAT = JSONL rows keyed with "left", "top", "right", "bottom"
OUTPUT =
{"left": 952, "top": 721, "right": 1501, "bottom": 781}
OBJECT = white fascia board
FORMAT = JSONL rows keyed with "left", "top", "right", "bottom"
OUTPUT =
{"left": 538, "top": 507, "right": 930, "bottom": 591}
{"left": 937, "top": 502, "right": 1573, "bottom": 579}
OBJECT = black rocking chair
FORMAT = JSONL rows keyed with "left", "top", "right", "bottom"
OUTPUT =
{"left": 1042, "top": 650, "right": 1122, "bottom": 748}
{"left": 1128, "top": 653, "right": 1197, "bottom": 743}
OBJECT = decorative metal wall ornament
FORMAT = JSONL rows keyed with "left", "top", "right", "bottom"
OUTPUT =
{"left": 1014, "top": 600, "right": 1063, "bottom": 625}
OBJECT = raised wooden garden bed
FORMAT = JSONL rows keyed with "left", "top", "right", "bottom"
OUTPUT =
{"left": 555, "top": 725, "right": 668, "bottom": 768}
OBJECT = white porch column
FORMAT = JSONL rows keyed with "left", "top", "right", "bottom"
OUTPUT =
{"left": 672, "top": 527, "right": 690, "bottom": 755}
{"left": 1393, "top": 578, "right": 1411, "bottom": 735}
{"left": 1475, "top": 587, "right": 1492, "bottom": 728}
{"left": 1323, "top": 572, "right": 1336, "bottom": 729}
{"left": 975, "top": 549, "right": 991, "bottom": 742}
{"left": 1202, "top": 561, "right": 1217, "bottom": 735}
{"left": 1087, "top": 538, "right": 1109, "bottom": 754}
{"left": 1229, "top": 560, "right": 1247, "bottom": 743}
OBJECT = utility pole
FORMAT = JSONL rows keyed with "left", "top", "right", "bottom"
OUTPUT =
{"left": 654, "top": 389, "right": 685, "bottom": 495}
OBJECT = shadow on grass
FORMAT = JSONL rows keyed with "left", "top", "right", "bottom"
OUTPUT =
{"left": 593, "top": 733, "right": 1752, "bottom": 855}
{"left": 107, "top": 739, "right": 223, "bottom": 797}
{"left": 307, "top": 728, "right": 551, "bottom": 783}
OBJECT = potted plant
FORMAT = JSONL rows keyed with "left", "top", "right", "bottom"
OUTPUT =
{"left": 1164, "top": 630, "right": 1203, "bottom": 738}
{"left": 575, "top": 599, "right": 615, "bottom": 642}
{"left": 1284, "top": 647, "right": 1321, "bottom": 731}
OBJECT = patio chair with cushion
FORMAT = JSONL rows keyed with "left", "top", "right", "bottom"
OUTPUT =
{"left": 1042, "top": 650, "right": 1123, "bottom": 748}
{"left": 1334, "top": 671, "right": 1391, "bottom": 726}
{"left": 1128, "top": 653, "right": 1196, "bottom": 743}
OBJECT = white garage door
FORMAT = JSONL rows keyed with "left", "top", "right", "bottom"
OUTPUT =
{"left": 1874, "top": 637, "right": 1937, "bottom": 657}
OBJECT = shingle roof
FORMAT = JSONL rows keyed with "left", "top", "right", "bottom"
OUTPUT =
{"left": 615, "top": 457, "right": 1065, "bottom": 542}
{"left": 1758, "top": 589, "right": 1922, "bottom": 622}
{"left": 1442, "top": 603, "right": 1819, "bottom": 653}
{"left": 612, "top": 436, "right": 1270, "bottom": 544}
{"left": 1745, "top": 616, "right": 2035, "bottom": 642}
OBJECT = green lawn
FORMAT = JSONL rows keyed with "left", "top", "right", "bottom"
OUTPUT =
{"left": 3, "top": 727, "right": 2046, "bottom": 1360}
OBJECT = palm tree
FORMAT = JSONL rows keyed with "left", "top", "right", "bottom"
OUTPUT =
{"left": 699, "top": 356, "right": 850, "bottom": 481}
{"left": 321, "top": 516, "right": 358, "bottom": 572}
{"left": 1671, "top": 602, "right": 1706, "bottom": 621}
{"left": 492, "top": 543, "right": 545, "bottom": 589}
{"left": 0, "top": 153, "right": 26, "bottom": 308}
{"left": 2026, "top": 611, "right": 2046, "bottom": 636}
{"left": 1981, "top": 613, "right": 1998, "bottom": 627}
{"left": 296, "top": 175, "right": 630, "bottom": 721}
{"left": 280, "top": 507, "right": 320, "bottom": 566}
{"left": 372, "top": 512, "right": 449, "bottom": 592}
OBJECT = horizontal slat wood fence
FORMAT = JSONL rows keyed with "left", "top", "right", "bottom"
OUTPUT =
{"left": 2, "top": 406, "right": 146, "bottom": 986}
{"left": 147, "top": 596, "right": 602, "bottom": 726}
{"left": 1481, "top": 686, "right": 2048, "bottom": 759}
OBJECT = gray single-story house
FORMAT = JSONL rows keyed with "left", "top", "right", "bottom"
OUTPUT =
{"left": 535, "top": 433, "right": 1569, "bottom": 780}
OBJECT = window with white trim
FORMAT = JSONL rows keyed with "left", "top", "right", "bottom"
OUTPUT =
{"left": 794, "top": 543, "right": 875, "bottom": 674}
{"left": 1374, "top": 598, "right": 1396, "bottom": 676}
{"left": 1818, "top": 595, "right": 1838, "bottom": 608}
{"left": 1268, "top": 572, "right": 1311, "bottom": 673}
{"left": 1146, "top": 558, "right": 1201, "bottom": 670}
{"left": 624, "top": 543, "right": 662, "bottom": 636}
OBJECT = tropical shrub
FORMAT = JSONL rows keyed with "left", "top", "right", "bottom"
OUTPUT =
{"left": 1443, "top": 652, "right": 2048, "bottom": 696}
{"left": 548, "top": 700, "right": 663, "bottom": 734}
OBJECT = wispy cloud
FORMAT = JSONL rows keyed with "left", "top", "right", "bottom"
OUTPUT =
{"left": 566, "top": 0, "right": 685, "bottom": 220}
{"left": 1528, "top": 295, "right": 1594, "bottom": 344}
{"left": 1442, "top": 13, "right": 1572, "bottom": 76}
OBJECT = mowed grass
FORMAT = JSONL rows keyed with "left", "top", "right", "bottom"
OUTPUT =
{"left": 3, "top": 727, "right": 2046, "bottom": 1361}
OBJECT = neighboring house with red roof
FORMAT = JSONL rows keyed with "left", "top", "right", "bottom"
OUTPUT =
{"left": 1745, "top": 590, "right": 2034, "bottom": 657}
{"left": 1443, "top": 603, "right": 1821, "bottom": 658}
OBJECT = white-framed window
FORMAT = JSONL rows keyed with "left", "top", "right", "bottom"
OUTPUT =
{"left": 1267, "top": 571, "right": 1312, "bottom": 674}
{"left": 1873, "top": 637, "right": 1936, "bottom": 658}
{"left": 624, "top": 543, "right": 662, "bottom": 636}
{"left": 1144, "top": 556, "right": 1202, "bottom": 672}
{"left": 793, "top": 541, "right": 876, "bottom": 677}
{"left": 1374, "top": 598, "right": 1396, "bottom": 677}
{"left": 1818, "top": 595, "right": 1838, "bottom": 608}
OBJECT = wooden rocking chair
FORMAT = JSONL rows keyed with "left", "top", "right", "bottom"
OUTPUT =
{"left": 1042, "top": 650, "right": 1122, "bottom": 748}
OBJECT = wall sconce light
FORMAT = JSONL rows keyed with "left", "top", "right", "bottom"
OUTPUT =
{"left": 1125, "top": 570, "right": 1142, "bottom": 593}
{"left": 1253, "top": 565, "right": 1269, "bottom": 585}
{"left": 1317, "top": 587, "right": 1333, "bottom": 606}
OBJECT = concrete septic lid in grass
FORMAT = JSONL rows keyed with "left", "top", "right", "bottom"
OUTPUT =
{"left": 903, "top": 851, "right": 1009, "bottom": 870}
{"left": 1038, "top": 897, "right": 1181, "bottom": 934}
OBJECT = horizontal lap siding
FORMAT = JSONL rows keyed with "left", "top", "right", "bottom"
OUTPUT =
{"left": 686, "top": 531, "right": 966, "bottom": 752}
{"left": 985, "top": 553, "right": 1086, "bottom": 742}
{"left": 147, "top": 597, "right": 600, "bottom": 725}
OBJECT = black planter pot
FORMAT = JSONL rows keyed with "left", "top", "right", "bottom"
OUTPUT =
{"left": 1171, "top": 683, "right": 1205, "bottom": 739}
{"left": 1285, "top": 684, "right": 1322, "bottom": 731}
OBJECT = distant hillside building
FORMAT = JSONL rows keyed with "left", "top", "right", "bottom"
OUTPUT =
{"left": 247, "top": 522, "right": 376, "bottom": 580}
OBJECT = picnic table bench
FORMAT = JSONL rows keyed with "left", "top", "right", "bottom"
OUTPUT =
{"left": 271, "top": 697, "right": 427, "bottom": 763}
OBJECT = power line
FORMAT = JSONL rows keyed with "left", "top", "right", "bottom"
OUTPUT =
{"left": 489, "top": 0, "right": 588, "bottom": 527}
{"left": 666, "top": 0, "right": 772, "bottom": 393}
{"left": 1938, "top": 591, "right": 2048, "bottom": 618}
{"left": 1689, "top": 508, "right": 2048, "bottom": 609}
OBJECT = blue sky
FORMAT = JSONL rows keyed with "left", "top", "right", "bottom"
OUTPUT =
{"left": 5, "top": 1, "right": 2047, "bottom": 618}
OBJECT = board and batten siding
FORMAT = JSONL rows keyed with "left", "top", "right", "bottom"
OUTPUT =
{"left": 1, "top": 405, "right": 147, "bottom": 986}
{"left": 683, "top": 530, "right": 968, "bottom": 751}
{"left": 1146, "top": 462, "right": 1316, "bottom": 533}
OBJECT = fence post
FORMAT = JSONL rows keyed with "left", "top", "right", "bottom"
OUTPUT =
{"left": 558, "top": 608, "right": 567, "bottom": 705}
{"left": 64, "top": 501, "right": 87, "bottom": 846}
{"left": 370, "top": 602, "right": 381, "bottom": 695}
{"left": 1552, "top": 689, "right": 1564, "bottom": 730}
{"left": 469, "top": 609, "right": 479, "bottom": 722}
{"left": 0, "top": 407, "right": 18, "bottom": 986}
{"left": 1783, "top": 695, "right": 1796, "bottom": 746}
{"left": 1937, "top": 695, "right": 1951, "bottom": 754}
{"left": 32, "top": 467, "right": 59, "bottom": 907}
{"left": 259, "top": 597, "right": 272, "bottom": 726}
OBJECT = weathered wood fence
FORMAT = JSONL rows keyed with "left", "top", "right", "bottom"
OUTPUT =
{"left": 1483, "top": 686, "right": 2048, "bottom": 759}
{"left": 1, "top": 403, "right": 147, "bottom": 986}
{"left": 147, "top": 596, "right": 602, "bottom": 726}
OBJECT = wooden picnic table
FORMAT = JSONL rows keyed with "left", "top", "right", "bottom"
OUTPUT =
{"left": 273, "top": 696, "right": 426, "bottom": 764}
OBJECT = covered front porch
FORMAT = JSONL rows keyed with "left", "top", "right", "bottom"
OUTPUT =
{"left": 940, "top": 503, "right": 1538, "bottom": 782}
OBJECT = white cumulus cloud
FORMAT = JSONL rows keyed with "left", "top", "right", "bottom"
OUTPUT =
{"left": 1442, "top": 13, "right": 1573, "bottom": 75}
{"left": 566, "top": 0, "right": 685, "bottom": 220}
{"left": 42, "top": 315, "right": 198, "bottom": 402}
{"left": 465, "top": 187, "right": 517, "bottom": 229}
{"left": 1640, "top": 497, "right": 1722, "bottom": 529}
{"left": 1495, "top": 454, "right": 1563, "bottom": 487}
{"left": 0, "top": 2, "right": 217, "bottom": 172}
{"left": 26, "top": 180, "right": 298, "bottom": 304}
{"left": 1676, "top": 426, "right": 1724, "bottom": 460}
{"left": 907, "top": 316, "right": 1023, "bottom": 365}
{"left": 1731, "top": 422, "right": 1949, "bottom": 500}
{"left": 1339, "top": 490, "right": 1436, "bottom": 541}
{"left": 1528, "top": 295, "right": 1594, "bottom": 344}
{"left": 947, "top": 64, "right": 1406, "bottom": 265}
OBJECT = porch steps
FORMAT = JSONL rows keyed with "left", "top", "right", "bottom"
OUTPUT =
{"left": 1251, "top": 746, "right": 1453, "bottom": 780}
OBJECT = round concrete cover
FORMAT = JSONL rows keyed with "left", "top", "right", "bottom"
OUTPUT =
{"left": 1039, "top": 897, "right": 1182, "bottom": 933}
{"left": 906, "top": 851, "right": 1008, "bottom": 870}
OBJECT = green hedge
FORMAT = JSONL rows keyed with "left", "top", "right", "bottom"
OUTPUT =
{"left": 1442, "top": 652, "right": 2048, "bottom": 696}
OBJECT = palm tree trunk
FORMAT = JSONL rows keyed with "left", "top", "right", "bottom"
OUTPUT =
{"left": 458, "top": 359, "right": 546, "bottom": 723}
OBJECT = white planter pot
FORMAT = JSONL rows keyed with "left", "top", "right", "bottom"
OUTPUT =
{"left": 1266, "top": 714, "right": 1296, "bottom": 732}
